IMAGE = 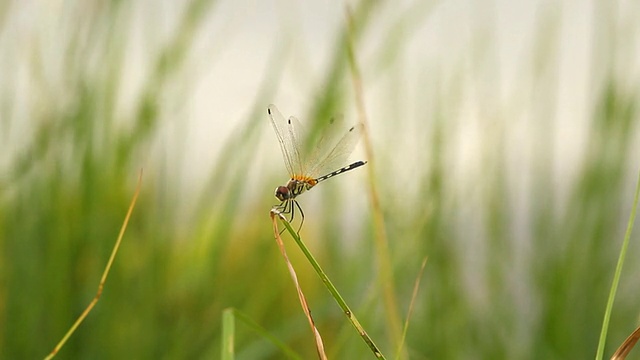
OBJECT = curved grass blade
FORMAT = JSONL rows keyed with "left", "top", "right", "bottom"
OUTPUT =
{"left": 610, "top": 325, "right": 640, "bottom": 360}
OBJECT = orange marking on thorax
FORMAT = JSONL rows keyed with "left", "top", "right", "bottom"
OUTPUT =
{"left": 292, "top": 175, "right": 317, "bottom": 186}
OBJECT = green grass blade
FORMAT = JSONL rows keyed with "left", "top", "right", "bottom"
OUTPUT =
{"left": 221, "top": 308, "right": 235, "bottom": 360}
{"left": 224, "top": 308, "right": 304, "bottom": 360}
{"left": 273, "top": 210, "right": 386, "bottom": 359}
{"left": 595, "top": 168, "right": 640, "bottom": 360}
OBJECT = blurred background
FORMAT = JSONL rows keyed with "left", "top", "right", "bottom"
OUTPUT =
{"left": 1, "top": 0, "right": 640, "bottom": 359}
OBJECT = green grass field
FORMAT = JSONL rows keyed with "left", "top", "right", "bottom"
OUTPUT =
{"left": 1, "top": 1, "right": 639, "bottom": 359}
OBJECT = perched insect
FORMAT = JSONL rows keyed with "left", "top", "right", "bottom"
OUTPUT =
{"left": 269, "top": 104, "right": 367, "bottom": 231}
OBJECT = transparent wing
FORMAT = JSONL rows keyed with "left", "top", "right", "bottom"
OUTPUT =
{"left": 305, "top": 122, "right": 364, "bottom": 179}
{"left": 268, "top": 104, "right": 305, "bottom": 176}
{"left": 286, "top": 115, "right": 306, "bottom": 176}
{"left": 304, "top": 114, "right": 345, "bottom": 162}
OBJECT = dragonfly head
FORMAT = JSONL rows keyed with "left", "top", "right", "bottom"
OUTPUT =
{"left": 275, "top": 185, "right": 291, "bottom": 201}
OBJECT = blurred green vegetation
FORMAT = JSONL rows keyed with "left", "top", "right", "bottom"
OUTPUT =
{"left": 1, "top": 1, "right": 639, "bottom": 359}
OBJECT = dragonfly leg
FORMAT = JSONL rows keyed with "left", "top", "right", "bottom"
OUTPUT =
{"left": 273, "top": 200, "right": 294, "bottom": 234}
{"left": 272, "top": 200, "right": 304, "bottom": 234}
{"left": 293, "top": 200, "right": 305, "bottom": 234}
{"left": 288, "top": 200, "right": 295, "bottom": 223}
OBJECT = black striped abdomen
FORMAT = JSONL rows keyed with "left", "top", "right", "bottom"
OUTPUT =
{"left": 315, "top": 161, "right": 367, "bottom": 183}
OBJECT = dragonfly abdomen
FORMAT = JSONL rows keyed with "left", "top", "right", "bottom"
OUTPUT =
{"left": 315, "top": 160, "right": 367, "bottom": 183}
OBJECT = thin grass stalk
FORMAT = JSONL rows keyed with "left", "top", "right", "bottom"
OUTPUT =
{"left": 595, "top": 168, "right": 640, "bottom": 360}
{"left": 44, "top": 170, "right": 143, "bottom": 360}
{"left": 272, "top": 210, "right": 386, "bottom": 359}
{"left": 344, "top": 5, "right": 404, "bottom": 357}
{"left": 394, "top": 257, "right": 428, "bottom": 360}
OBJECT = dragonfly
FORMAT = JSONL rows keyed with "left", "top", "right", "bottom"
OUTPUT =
{"left": 269, "top": 104, "right": 367, "bottom": 232}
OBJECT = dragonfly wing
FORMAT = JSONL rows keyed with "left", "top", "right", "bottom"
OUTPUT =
{"left": 268, "top": 104, "right": 299, "bottom": 177}
{"left": 286, "top": 115, "right": 306, "bottom": 176}
{"left": 268, "top": 104, "right": 307, "bottom": 177}
{"left": 304, "top": 114, "right": 345, "bottom": 176}
{"left": 306, "top": 122, "right": 364, "bottom": 179}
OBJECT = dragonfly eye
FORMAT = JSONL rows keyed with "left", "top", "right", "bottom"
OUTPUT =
{"left": 275, "top": 186, "right": 290, "bottom": 201}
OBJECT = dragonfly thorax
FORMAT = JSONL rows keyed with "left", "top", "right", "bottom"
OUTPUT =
{"left": 274, "top": 178, "right": 316, "bottom": 202}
